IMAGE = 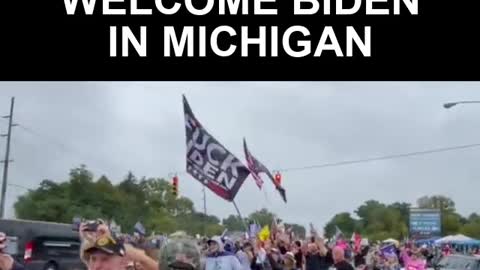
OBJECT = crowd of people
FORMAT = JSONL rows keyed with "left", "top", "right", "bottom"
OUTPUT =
{"left": 0, "top": 219, "right": 477, "bottom": 270}
{"left": 74, "top": 219, "right": 467, "bottom": 270}
{"left": 196, "top": 234, "right": 430, "bottom": 270}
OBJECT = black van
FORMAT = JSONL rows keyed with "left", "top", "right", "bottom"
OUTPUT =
{"left": 435, "top": 254, "right": 480, "bottom": 270}
{"left": 0, "top": 219, "right": 86, "bottom": 270}
{"left": 23, "top": 236, "right": 87, "bottom": 270}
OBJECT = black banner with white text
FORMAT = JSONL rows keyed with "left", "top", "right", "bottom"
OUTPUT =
{"left": 183, "top": 95, "right": 250, "bottom": 201}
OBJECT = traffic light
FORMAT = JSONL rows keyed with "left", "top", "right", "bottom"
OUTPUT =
{"left": 274, "top": 172, "right": 282, "bottom": 186}
{"left": 172, "top": 176, "right": 179, "bottom": 197}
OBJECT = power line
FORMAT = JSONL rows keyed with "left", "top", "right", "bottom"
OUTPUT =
{"left": 15, "top": 123, "right": 79, "bottom": 155}
{"left": 0, "top": 117, "right": 129, "bottom": 200}
{"left": 7, "top": 183, "right": 33, "bottom": 192}
{"left": 5, "top": 119, "right": 122, "bottom": 175}
{"left": 171, "top": 142, "right": 480, "bottom": 176}
{"left": 0, "top": 111, "right": 88, "bottom": 156}
{"left": 278, "top": 143, "right": 480, "bottom": 172}
{"left": 0, "top": 117, "right": 89, "bottom": 160}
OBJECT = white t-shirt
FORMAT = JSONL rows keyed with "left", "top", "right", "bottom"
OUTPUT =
{"left": 256, "top": 248, "right": 267, "bottom": 264}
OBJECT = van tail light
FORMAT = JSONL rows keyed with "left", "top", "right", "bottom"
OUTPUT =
{"left": 24, "top": 241, "right": 34, "bottom": 264}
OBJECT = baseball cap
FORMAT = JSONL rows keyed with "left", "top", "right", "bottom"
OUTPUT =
{"left": 84, "top": 235, "right": 126, "bottom": 257}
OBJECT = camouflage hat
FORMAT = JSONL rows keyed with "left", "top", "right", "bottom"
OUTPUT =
{"left": 159, "top": 237, "right": 201, "bottom": 270}
{"left": 84, "top": 235, "right": 126, "bottom": 257}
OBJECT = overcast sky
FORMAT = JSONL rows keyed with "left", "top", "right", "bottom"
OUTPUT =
{"left": 0, "top": 82, "right": 479, "bottom": 232}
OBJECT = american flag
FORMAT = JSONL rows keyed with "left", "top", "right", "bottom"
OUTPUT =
{"left": 244, "top": 139, "right": 265, "bottom": 189}
{"left": 243, "top": 138, "right": 287, "bottom": 203}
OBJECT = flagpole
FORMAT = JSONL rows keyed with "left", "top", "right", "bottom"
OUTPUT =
{"left": 203, "top": 185, "right": 207, "bottom": 237}
{"left": 232, "top": 199, "right": 248, "bottom": 232}
{"left": 263, "top": 188, "right": 270, "bottom": 204}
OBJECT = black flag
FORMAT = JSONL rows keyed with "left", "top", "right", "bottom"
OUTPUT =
{"left": 183, "top": 95, "right": 250, "bottom": 201}
{"left": 243, "top": 138, "right": 287, "bottom": 203}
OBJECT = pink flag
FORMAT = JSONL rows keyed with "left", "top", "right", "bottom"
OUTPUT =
{"left": 354, "top": 232, "right": 362, "bottom": 253}
{"left": 336, "top": 240, "right": 348, "bottom": 250}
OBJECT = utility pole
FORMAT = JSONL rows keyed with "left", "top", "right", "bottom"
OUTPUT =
{"left": 0, "top": 97, "right": 16, "bottom": 219}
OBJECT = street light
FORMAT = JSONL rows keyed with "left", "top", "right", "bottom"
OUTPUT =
{"left": 443, "top": 101, "right": 480, "bottom": 109}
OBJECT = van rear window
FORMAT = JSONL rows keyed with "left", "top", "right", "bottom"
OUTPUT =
{"left": 33, "top": 239, "right": 81, "bottom": 257}
{"left": 43, "top": 241, "right": 80, "bottom": 248}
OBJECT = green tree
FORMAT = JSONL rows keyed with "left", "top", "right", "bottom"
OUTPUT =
{"left": 461, "top": 214, "right": 480, "bottom": 238}
{"left": 145, "top": 208, "right": 177, "bottom": 234}
{"left": 323, "top": 200, "right": 409, "bottom": 241}
{"left": 324, "top": 212, "right": 356, "bottom": 238}
{"left": 15, "top": 180, "right": 71, "bottom": 222}
{"left": 68, "top": 165, "right": 95, "bottom": 205}
{"left": 468, "top": 213, "right": 480, "bottom": 223}
{"left": 355, "top": 200, "right": 386, "bottom": 228}
{"left": 14, "top": 166, "right": 227, "bottom": 237}
{"left": 93, "top": 175, "right": 123, "bottom": 220}
{"left": 360, "top": 202, "right": 407, "bottom": 241}
{"left": 176, "top": 213, "right": 224, "bottom": 236}
{"left": 417, "top": 195, "right": 455, "bottom": 211}
{"left": 442, "top": 212, "right": 462, "bottom": 236}
{"left": 389, "top": 202, "right": 411, "bottom": 224}
{"left": 118, "top": 172, "right": 146, "bottom": 205}
{"left": 16, "top": 167, "right": 477, "bottom": 241}
{"left": 284, "top": 223, "right": 306, "bottom": 239}
{"left": 15, "top": 167, "right": 108, "bottom": 223}
{"left": 248, "top": 208, "right": 277, "bottom": 227}
{"left": 223, "top": 215, "right": 247, "bottom": 231}
{"left": 116, "top": 172, "right": 149, "bottom": 230}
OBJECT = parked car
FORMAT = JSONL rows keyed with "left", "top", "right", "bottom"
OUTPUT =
{"left": 0, "top": 219, "right": 86, "bottom": 270}
{"left": 434, "top": 254, "right": 480, "bottom": 270}
{"left": 23, "top": 235, "right": 86, "bottom": 270}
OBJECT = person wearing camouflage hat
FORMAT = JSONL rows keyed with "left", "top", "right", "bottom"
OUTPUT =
{"left": 83, "top": 235, "right": 127, "bottom": 270}
{"left": 79, "top": 222, "right": 158, "bottom": 270}
{"left": 159, "top": 235, "right": 202, "bottom": 270}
